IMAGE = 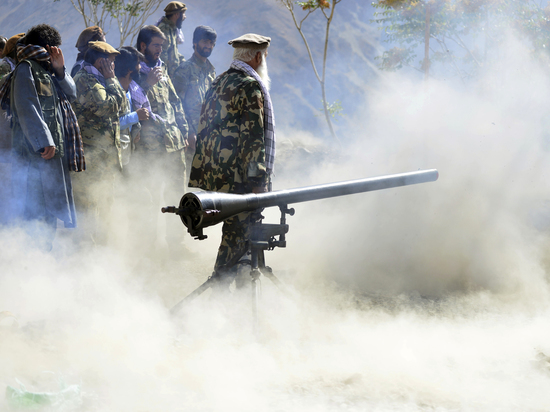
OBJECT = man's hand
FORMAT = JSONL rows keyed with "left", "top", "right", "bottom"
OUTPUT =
{"left": 40, "top": 146, "right": 56, "bottom": 160}
{"left": 136, "top": 108, "right": 149, "bottom": 121}
{"left": 46, "top": 45, "right": 65, "bottom": 79}
{"left": 146, "top": 67, "right": 162, "bottom": 87}
{"left": 98, "top": 57, "right": 115, "bottom": 79}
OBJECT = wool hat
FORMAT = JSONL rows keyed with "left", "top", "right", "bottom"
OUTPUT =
{"left": 4, "top": 33, "right": 25, "bottom": 56}
{"left": 75, "top": 26, "right": 104, "bottom": 50}
{"left": 228, "top": 33, "right": 271, "bottom": 49}
{"left": 88, "top": 41, "right": 120, "bottom": 55}
{"left": 164, "top": 1, "right": 187, "bottom": 14}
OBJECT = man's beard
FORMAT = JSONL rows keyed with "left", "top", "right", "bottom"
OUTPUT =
{"left": 144, "top": 48, "right": 157, "bottom": 66}
{"left": 131, "top": 69, "right": 140, "bottom": 81}
{"left": 176, "top": 15, "right": 183, "bottom": 29}
{"left": 256, "top": 57, "right": 270, "bottom": 91}
{"left": 196, "top": 45, "right": 212, "bottom": 58}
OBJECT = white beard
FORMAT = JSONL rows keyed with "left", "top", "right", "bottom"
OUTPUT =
{"left": 256, "top": 57, "right": 271, "bottom": 92}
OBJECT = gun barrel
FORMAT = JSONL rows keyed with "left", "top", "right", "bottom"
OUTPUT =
{"left": 252, "top": 169, "right": 438, "bottom": 209}
{"left": 165, "top": 169, "right": 438, "bottom": 238}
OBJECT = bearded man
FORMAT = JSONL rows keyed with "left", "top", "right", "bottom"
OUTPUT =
{"left": 157, "top": 1, "right": 187, "bottom": 77}
{"left": 1, "top": 24, "right": 83, "bottom": 249}
{"left": 134, "top": 25, "right": 188, "bottom": 255}
{"left": 172, "top": 25, "right": 216, "bottom": 173}
{"left": 188, "top": 33, "right": 276, "bottom": 289}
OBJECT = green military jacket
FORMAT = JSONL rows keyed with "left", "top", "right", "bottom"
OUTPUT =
{"left": 158, "top": 17, "right": 184, "bottom": 77}
{"left": 72, "top": 69, "right": 127, "bottom": 169}
{"left": 136, "top": 62, "right": 188, "bottom": 153}
{"left": 188, "top": 68, "right": 269, "bottom": 194}
{"left": 172, "top": 54, "right": 216, "bottom": 135}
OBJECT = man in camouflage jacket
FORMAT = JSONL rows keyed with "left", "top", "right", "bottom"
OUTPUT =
{"left": 71, "top": 40, "right": 126, "bottom": 245}
{"left": 172, "top": 25, "right": 216, "bottom": 157}
{"left": 189, "top": 33, "right": 276, "bottom": 289}
{"left": 157, "top": 1, "right": 187, "bottom": 77}
{"left": 134, "top": 25, "right": 189, "bottom": 253}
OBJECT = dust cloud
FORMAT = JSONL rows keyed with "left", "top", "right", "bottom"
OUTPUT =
{"left": 2, "top": 35, "right": 550, "bottom": 411}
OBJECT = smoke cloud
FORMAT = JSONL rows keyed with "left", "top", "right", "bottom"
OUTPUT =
{"left": 2, "top": 31, "right": 550, "bottom": 411}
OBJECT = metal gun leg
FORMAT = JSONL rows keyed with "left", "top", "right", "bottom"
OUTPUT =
{"left": 250, "top": 247, "right": 262, "bottom": 335}
{"left": 170, "top": 275, "right": 218, "bottom": 315}
{"left": 257, "top": 250, "right": 287, "bottom": 294}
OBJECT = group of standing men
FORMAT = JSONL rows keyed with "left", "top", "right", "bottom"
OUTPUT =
{"left": 0, "top": 1, "right": 276, "bottom": 290}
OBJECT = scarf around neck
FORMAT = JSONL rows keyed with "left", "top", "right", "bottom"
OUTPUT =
{"left": 82, "top": 62, "right": 106, "bottom": 86}
{"left": 128, "top": 80, "right": 164, "bottom": 123}
{"left": 139, "top": 58, "right": 162, "bottom": 75}
{"left": 229, "top": 59, "right": 275, "bottom": 174}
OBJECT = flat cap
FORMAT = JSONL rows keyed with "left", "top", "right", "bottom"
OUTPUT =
{"left": 164, "top": 1, "right": 187, "bottom": 13}
{"left": 88, "top": 41, "right": 120, "bottom": 55}
{"left": 228, "top": 33, "right": 271, "bottom": 49}
{"left": 75, "top": 26, "right": 104, "bottom": 49}
{"left": 4, "top": 33, "right": 25, "bottom": 56}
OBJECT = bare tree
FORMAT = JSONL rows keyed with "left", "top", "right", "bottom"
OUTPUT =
{"left": 278, "top": 0, "right": 342, "bottom": 142}
{"left": 56, "top": 0, "right": 163, "bottom": 47}
{"left": 108, "top": 0, "right": 164, "bottom": 46}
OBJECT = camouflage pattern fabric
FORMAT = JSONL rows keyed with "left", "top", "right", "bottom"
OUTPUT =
{"left": 188, "top": 67, "right": 271, "bottom": 275}
{"left": 72, "top": 70, "right": 127, "bottom": 169}
{"left": 214, "top": 211, "right": 258, "bottom": 271}
{"left": 172, "top": 54, "right": 216, "bottom": 135}
{"left": 136, "top": 62, "right": 188, "bottom": 153}
{"left": 188, "top": 68, "right": 269, "bottom": 194}
{"left": 158, "top": 17, "right": 184, "bottom": 77}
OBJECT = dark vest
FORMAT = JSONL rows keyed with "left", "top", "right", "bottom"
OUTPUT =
{"left": 11, "top": 59, "right": 64, "bottom": 159}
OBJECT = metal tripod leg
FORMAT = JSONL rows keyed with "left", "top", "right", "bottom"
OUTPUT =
{"left": 170, "top": 275, "right": 218, "bottom": 315}
{"left": 250, "top": 247, "right": 261, "bottom": 334}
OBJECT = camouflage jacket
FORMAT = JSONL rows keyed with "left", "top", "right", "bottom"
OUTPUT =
{"left": 158, "top": 17, "right": 184, "bottom": 77}
{"left": 172, "top": 54, "right": 216, "bottom": 135}
{"left": 136, "top": 61, "right": 188, "bottom": 153}
{"left": 72, "top": 69, "right": 127, "bottom": 168}
{"left": 188, "top": 68, "right": 269, "bottom": 194}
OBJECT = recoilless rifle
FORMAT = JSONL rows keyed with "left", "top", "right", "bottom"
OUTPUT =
{"left": 162, "top": 169, "right": 439, "bottom": 318}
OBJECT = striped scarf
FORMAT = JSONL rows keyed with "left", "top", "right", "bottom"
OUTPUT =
{"left": 82, "top": 62, "right": 105, "bottom": 86}
{"left": 229, "top": 60, "right": 275, "bottom": 174}
{"left": 128, "top": 80, "right": 163, "bottom": 123}
{"left": 0, "top": 44, "right": 85, "bottom": 171}
{"left": 56, "top": 81, "right": 86, "bottom": 172}
{"left": 139, "top": 58, "right": 162, "bottom": 75}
